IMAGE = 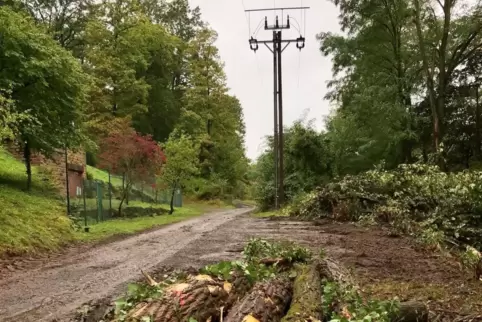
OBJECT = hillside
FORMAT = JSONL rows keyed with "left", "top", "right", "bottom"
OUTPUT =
{"left": 0, "top": 148, "right": 73, "bottom": 256}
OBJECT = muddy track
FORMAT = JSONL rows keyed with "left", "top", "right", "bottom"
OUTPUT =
{"left": 1, "top": 210, "right": 481, "bottom": 321}
{"left": 0, "top": 208, "right": 253, "bottom": 322}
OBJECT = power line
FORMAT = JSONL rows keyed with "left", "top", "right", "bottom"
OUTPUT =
{"left": 241, "top": 0, "right": 251, "bottom": 36}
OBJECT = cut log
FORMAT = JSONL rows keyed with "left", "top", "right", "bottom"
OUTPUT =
{"left": 225, "top": 273, "right": 252, "bottom": 311}
{"left": 281, "top": 262, "right": 323, "bottom": 322}
{"left": 318, "top": 257, "right": 359, "bottom": 292}
{"left": 127, "top": 275, "right": 230, "bottom": 322}
{"left": 389, "top": 301, "right": 429, "bottom": 322}
{"left": 224, "top": 277, "right": 293, "bottom": 322}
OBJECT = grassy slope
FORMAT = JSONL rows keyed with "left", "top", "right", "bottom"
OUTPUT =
{"left": 86, "top": 165, "right": 123, "bottom": 187}
{"left": 75, "top": 205, "right": 202, "bottom": 241}
{"left": 0, "top": 148, "right": 74, "bottom": 256}
{"left": 0, "top": 149, "right": 211, "bottom": 255}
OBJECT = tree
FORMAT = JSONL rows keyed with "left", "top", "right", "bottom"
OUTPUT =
{"left": 253, "top": 121, "right": 331, "bottom": 210}
{"left": 83, "top": 0, "right": 156, "bottom": 134}
{"left": 18, "top": 0, "right": 94, "bottom": 57}
{"left": 98, "top": 128, "right": 165, "bottom": 216}
{"left": 0, "top": 7, "right": 90, "bottom": 190}
{"left": 412, "top": 0, "right": 482, "bottom": 153}
{"left": 178, "top": 28, "right": 249, "bottom": 197}
{"left": 0, "top": 90, "right": 32, "bottom": 141}
{"left": 159, "top": 134, "right": 199, "bottom": 214}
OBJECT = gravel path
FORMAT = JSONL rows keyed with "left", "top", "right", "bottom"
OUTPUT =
{"left": 0, "top": 208, "right": 253, "bottom": 322}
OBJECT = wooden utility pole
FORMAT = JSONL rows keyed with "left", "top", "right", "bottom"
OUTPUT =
{"left": 247, "top": 7, "right": 308, "bottom": 208}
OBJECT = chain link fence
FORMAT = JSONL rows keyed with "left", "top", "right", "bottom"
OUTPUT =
{"left": 69, "top": 173, "right": 182, "bottom": 226}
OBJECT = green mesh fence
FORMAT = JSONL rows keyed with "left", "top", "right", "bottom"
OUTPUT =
{"left": 69, "top": 173, "right": 182, "bottom": 226}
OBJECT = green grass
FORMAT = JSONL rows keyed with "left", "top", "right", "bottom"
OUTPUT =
{"left": 0, "top": 148, "right": 241, "bottom": 256}
{"left": 75, "top": 206, "right": 202, "bottom": 241}
{"left": 0, "top": 148, "right": 74, "bottom": 256}
{"left": 86, "top": 165, "right": 123, "bottom": 187}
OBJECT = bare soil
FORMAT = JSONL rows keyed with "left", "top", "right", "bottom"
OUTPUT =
{"left": 0, "top": 211, "right": 481, "bottom": 321}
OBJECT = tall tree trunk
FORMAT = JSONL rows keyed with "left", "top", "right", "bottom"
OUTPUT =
{"left": 23, "top": 138, "right": 32, "bottom": 191}
{"left": 475, "top": 88, "right": 481, "bottom": 159}
{"left": 436, "top": 0, "right": 452, "bottom": 144}
{"left": 413, "top": 0, "right": 440, "bottom": 152}
{"left": 118, "top": 183, "right": 130, "bottom": 217}
{"left": 169, "top": 181, "right": 178, "bottom": 214}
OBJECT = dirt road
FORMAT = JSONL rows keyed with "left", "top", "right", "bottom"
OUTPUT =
{"left": 1, "top": 209, "right": 481, "bottom": 321}
{"left": 0, "top": 208, "right": 253, "bottom": 322}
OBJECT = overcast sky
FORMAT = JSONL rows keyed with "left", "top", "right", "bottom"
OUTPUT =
{"left": 188, "top": 0, "right": 341, "bottom": 161}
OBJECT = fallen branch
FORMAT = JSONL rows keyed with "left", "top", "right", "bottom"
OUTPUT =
{"left": 141, "top": 269, "right": 158, "bottom": 287}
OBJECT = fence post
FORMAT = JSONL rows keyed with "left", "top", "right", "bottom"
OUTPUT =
{"left": 179, "top": 188, "right": 183, "bottom": 207}
{"left": 96, "top": 182, "right": 102, "bottom": 223}
{"left": 82, "top": 179, "right": 89, "bottom": 232}
{"left": 108, "top": 170, "right": 112, "bottom": 218}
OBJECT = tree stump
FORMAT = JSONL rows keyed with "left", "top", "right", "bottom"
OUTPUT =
{"left": 224, "top": 277, "right": 293, "bottom": 322}
{"left": 281, "top": 262, "right": 323, "bottom": 322}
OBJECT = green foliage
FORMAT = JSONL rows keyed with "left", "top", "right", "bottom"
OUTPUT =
{"left": 253, "top": 120, "right": 332, "bottom": 210}
{"left": 242, "top": 238, "right": 312, "bottom": 263}
{"left": 0, "top": 89, "right": 33, "bottom": 141}
{"left": 115, "top": 283, "right": 164, "bottom": 320}
{"left": 201, "top": 238, "right": 311, "bottom": 284}
{"left": 460, "top": 246, "right": 482, "bottom": 272}
{"left": 160, "top": 134, "right": 199, "bottom": 191}
{"left": 201, "top": 260, "right": 277, "bottom": 285}
{"left": 322, "top": 281, "right": 400, "bottom": 322}
{"left": 289, "top": 163, "right": 482, "bottom": 249}
{"left": 0, "top": 6, "right": 89, "bottom": 153}
{"left": 317, "top": 0, "right": 482, "bottom": 175}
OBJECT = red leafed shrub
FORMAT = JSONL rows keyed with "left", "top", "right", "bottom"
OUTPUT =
{"left": 98, "top": 128, "right": 166, "bottom": 215}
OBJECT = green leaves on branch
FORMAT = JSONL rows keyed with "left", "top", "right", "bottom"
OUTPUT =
{"left": 0, "top": 6, "right": 89, "bottom": 154}
{"left": 159, "top": 134, "right": 199, "bottom": 190}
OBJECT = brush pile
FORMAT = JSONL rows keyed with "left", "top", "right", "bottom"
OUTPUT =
{"left": 103, "top": 239, "right": 427, "bottom": 322}
{"left": 287, "top": 164, "right": 482, "bottom": 250}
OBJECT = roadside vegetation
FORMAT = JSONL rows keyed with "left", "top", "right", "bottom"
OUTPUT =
{"left": 0, "top": 147, "right": 211, "bottom": 255}
{"left": 0, "top": 147, "right": 74, "bottom": 256}
{"left": 75, "top": 205, "right": 202, "bottom": 242}
{"left": 0, "top": 0, "right": 253, "bottom": 257}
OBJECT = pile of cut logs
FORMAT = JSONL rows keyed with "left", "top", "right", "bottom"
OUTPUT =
{"left": 119, "top": 257, "right": 428, "bottom": 322}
